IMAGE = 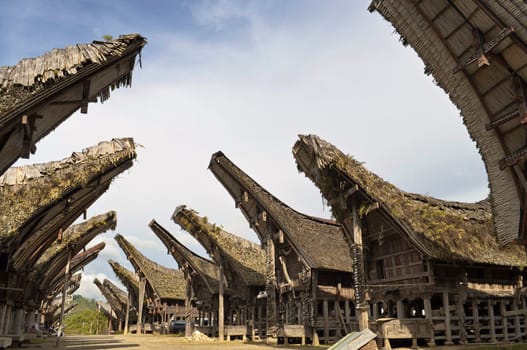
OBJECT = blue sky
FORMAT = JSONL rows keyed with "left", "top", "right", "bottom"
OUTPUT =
{"left": 2, "top": 0, "right": 488, "bottom": 300}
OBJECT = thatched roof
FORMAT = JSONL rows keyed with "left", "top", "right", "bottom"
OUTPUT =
{"left": 0, "top": 34, "right": 146, "bottom": 176}
{"left": 114, "top": 234, "right": 186, "bottom": 301}
{"left": 172, "top": 205, "right": 265, "bottom": 287}
{"left": 209, "top": 151, "right": 353, "bottom": 272}
{"left": 149, "top": 220, "right": 220, "bottom": 294}
{"left": 368, "top": 1, "right": 527, "bottom": 244}
{"left": 293, "top": 134, "right": 527, "bottom": 267}
{"left": 108, "top": 259, "right": 139, "bottom": 300}
{"left": 94, "top": 278, "right": 125, "bottom": 319}
{"left": 103, "top": 279, "right": 128, "bottom": 307}
{"left": 0, "top": 138, "right": 135, "bottom": 270}
{"left": 46, "top": 273, "right": 82, "bottom": 304}
{"left": 97, "top": 301, "right": 117, "bottom": 321}
{"left": 34, "top": 211, "right": 116, "bottom": 289}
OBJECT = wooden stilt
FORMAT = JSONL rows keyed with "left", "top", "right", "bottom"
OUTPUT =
{"left": 323, "top": 300, "right": 329, "bottom": 344}
{"left": 443, "top": 291, "right": 453, "bottom": 345}
{"left": 488, "top": 300, "right": 496, "bottom": 342}
{"left": 472, "top": 299, "right": 480, "bottom": 342}
{"left": 424, "top": 295, "right": 435, "bottom": 346}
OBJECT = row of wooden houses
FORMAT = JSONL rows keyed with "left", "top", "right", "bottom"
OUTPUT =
{"left": 99, "top": 134, "right": 527, "bottom": 347}
{"left": 0, "top": 32, "right": 146, "bottom": 347}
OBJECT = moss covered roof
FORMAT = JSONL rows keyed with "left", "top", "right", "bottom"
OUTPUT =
{"left": 173, "top": 206, "right": 265, "bottom": 287}
{"left": 293, "top": 134, "right": 527, "bottom": 267}
{"left": 0, "top": 138, "right": 135, "bottom": 248}
{"left": 149, "top": 220, "right": 220, "bottom": 294}
{"left": 115, "top": 234, "right": 186, "bottom": 301}
{"left": 109, "top": 259, "right": 139, "bottom": 296}
{"left": 209, "top": 151, "right": 353, "bottom": 272}
{"left": 0, "top": 34, "right": 146, "bottom": 117}
{"left": 103, "top": 279, "right": 128, "bottom": 306}
{"left": 34, "top": 211, "right": 116, "bottom": 275}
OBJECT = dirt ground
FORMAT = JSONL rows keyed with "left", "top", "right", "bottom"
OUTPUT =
{"left": 18, "top": 335, "right": 330, "bottom": 349}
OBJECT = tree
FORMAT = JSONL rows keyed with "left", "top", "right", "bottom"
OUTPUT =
{"left": 63, "top": 295, "right": 109, "bottom": 335}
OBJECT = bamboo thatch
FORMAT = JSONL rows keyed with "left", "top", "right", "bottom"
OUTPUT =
{"left": 104, "top": 279, "right": 128, "bottom": 307}
{"left": 209, "top": 151, "right": 353, "bottom": 272}
{"left": 114, "top": 234, "right": 186, "bottom": 301}
{"left": 368, "top": 0, "right": 527, "bottom": 244}
{"left": 293, "top": 134, "right": 527, "bottom": 267}
{"left": 97, "top": 301, "right": 118, "bottom": 322}
{"left": 33, "top": 211, "right": 116, "bottom": 289}
{"left": 149, "top": 220, "right": 220, "bottom": 294}
{"left": 0, "top": 138, "right": 135, "bottom": 251}
{"left": 173, "top": 205, "right": 265, "bottom": 287}
{"left": 0, "top": 34, "right": 146, "bottom": 115}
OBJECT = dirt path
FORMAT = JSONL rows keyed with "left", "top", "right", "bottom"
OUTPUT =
{"left": 20, "top": 335, "right": 329, "bottom": 349}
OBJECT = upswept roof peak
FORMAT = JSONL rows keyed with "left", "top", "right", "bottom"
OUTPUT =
{"left": 293, "top": 134, "right": 527, "bottom": 267}
{"left": 208, "top": 151, "right": 353, "bottom": 272}
{"left": 172, "top": 205, "right": 265, "bottom": 287}
{"left": 114, "top": 233, "right": 186, "bottom": 301}
{"left": 149, "top": 220, "right": 219, "bottom": 294}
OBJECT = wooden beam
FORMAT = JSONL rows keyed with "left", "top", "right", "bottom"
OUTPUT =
{"left": 452, "top": 26, "right": 514, "bottom": 73}
{"left": 499, "top": 147, "right": 527, "bottom": 169}
{"left": 80, "top": 80, "right": 91, "bottom": 114}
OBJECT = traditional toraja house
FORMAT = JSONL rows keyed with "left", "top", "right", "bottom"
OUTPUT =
{"left": 367, "top": 1, "right": 527, "bottom": 246}
{"left": 0, "top": 138, "right": 135, "bottom": 339}
{"left": 171, "top": 205, "right": 266, "bottom": 341}
{"left": 293, "top": 134, "right": 527, "bottom": 346}
{"left": 0, "top": 34, "right": 146, "bottom": 176}
{"left": 209, "top": 151, "right": 355, "bottom": 345}
{"left": 31, "top": 212, "right": 116, "bottom": 307}
{"left": 108, "top": 258, "right": 140, "bottom": 333}
{"left": 93, "top": 279, "right": 127, "bottom": 331}
{"left": 149, "top": 220, "right": 220, "bottom": 337}
{"left": 114, "top": 234, "right": 188, "bottom": 334}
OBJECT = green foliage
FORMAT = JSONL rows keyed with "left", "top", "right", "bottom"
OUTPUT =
{"left": 64, "top": 295, "right": 109, "bottom": 335}
{"left": 102, "top": 34, "right": 113, "bottom": 41}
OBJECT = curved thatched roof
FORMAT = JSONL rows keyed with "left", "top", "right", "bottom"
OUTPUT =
{"left": 293, "top": 134, "right": 527, "bottom": 267}
{"left": 114, "top": 234, "right": 186, "bottom": 301}
{"left": 0, "top": 34, "right": 146, "bottom": 176}
{"left": 94, "top": 278, "right": 125, "bottom": 319}
{"left": 46, "top": 272, "right": 82, "bottom": 304}
{"left": 0, "top": 138, "right": 135, "bottom": 270}
{"left": 172, "top": 206, "right": 265, "bottom": 287}
{"left": 109, "top": 259, "right": 139, "bottom": 301}
{"left": 149, "top": 220, "right": 220, "bottom": 294}
{"left": 368, "top": 1, "right": 527, "bottom": 244}
{"left": 104, "top": 279, "right": 128, "bottom": 307}
{"left": 34, "top": 211, "right": 116, "bottom": 289}
{"left": 209, "top": 151, "right": 353, "bottom": 272}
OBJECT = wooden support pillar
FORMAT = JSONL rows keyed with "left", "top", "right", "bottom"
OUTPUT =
{"left": 218, "top": 255, "right": 225, "bottom": 341}
{"left": 12, "top": 308, "right": 23, "bottom": 335}
{"left": 396, "top": 299, "right": 405, "bottom": 319}
{"left": 349, "top": 200, "right": 368, "bottom": 330}
{"left": 185, "top": 275, "right": 192, "bottom": 337}
{"left": 423, "top": 295, "right": 435, "bottom": 346}
{"left": 456, "top": 296, "right": 466, "bottom": 343}
{"left": 323, "top": 300, "right": 329, "bottom": 344}
{"left": 251, "top": 306, "right": 255, "bottom": 340}
{"left": 0, "top": 304, "right": 7, "bottom": 336}
{"left": 137, "top": 276, "right": 146, "bottom": 335}
{"left": 4, "top": 306, "right": 11, "bottom": 335}
{"left": 488, "top": 300, "right": 496, "bottom": 342}
{"left": 124, "top": 291, "right": 130, "bottom": 335}
{"left": 25, "top": 309, "right": 34, "bottom": 333}
{"left": 372, "top": 303, "right": 379, "bottom": 319}
{"left": 443, "top": 291, "right": 453, "bottom": 345}
{"left": 512, "top": 298, "right": 521, "bottom": 340}
{"left": 257, "top": 306, "right": 262, "bottom": 339}
{"left": 264, "top": 236, "right": 277, "bottom": 343}
{"left": 500, "top": 301, "right": 509, "bottom": 341}
{"left": 345, "top": 300, "right": 351, "bottom": 326}
{"left": 472, "top": 299, "right": 480, "bottom": 342}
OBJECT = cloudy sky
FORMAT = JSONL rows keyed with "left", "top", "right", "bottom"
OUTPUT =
{"left": 2, "top": 0, "right": 488, "bottom": 300}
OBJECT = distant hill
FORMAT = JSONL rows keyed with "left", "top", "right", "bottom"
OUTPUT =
{"left": 63, "top": 294, "right": 109, "bottom": 335}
